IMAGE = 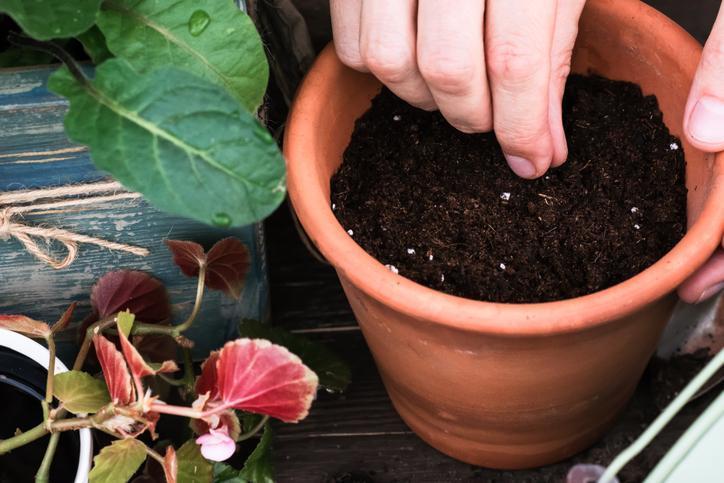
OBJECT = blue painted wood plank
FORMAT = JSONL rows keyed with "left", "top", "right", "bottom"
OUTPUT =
{"left": 0, "top": 65, "right": 270, "bottom": 364}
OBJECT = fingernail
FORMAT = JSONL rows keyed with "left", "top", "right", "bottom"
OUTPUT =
{"left": 696, "top": 281, "right": 724, "bottom": 303}
{"left": 688, "top": 96, "right": 724, "bottom": 144}
{"left": 505, "top": 155, "right": 537, "bottom": 179}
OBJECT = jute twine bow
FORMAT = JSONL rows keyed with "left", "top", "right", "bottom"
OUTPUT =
{"left": 0, "top": 181, "right": 150, "bottom": 269}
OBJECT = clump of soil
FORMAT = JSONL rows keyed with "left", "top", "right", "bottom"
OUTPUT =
{"left": 331, "top": 75, "right": 687, "bottom": 303}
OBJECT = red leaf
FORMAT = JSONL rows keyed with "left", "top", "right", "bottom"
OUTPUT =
{"left": 52, "top": 302, "right": 77, "bottom": 334}
{"left": 154, "top": 360, "right": 180, "bottom": 374}
{"left": 165, "top": 240, "right": 206, "bottom": 277}
{"left": 195, "top": 351, "right": 220, "bottom": 399}
{"left": 119, "top": 326, "right": 179, "bottom": 394}
{"left": 163, "top": 446, "right": 177, "bottom": 483}
{"left": 167, "top": 238, "right": 250, "bottom": 300}
{"left": 205, "top": 238, "right": 250, "bottom": 300}
{"left": 93, "top": 334, "right": 133, "bottom": 405}
{"left": 91, "top": 271, "right": 170, "bottom": 323}
{"left": 0, "top": 315, "right": 50, "bottom": 338}
{"left": 215, "top": 339, "right": 319, "bottom": 423}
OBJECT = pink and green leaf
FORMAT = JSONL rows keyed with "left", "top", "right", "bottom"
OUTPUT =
{"left": 93, "top": 334, "right": 133, "bottom": 405}
{"left": 195, "top": 350, "right": 220, "bottom": 400}
{"left": 118, "top": 323, "right": 179, "bottom": 394}
{"left": 215, "top": 339, "right": 318, "bottom": 423}
{"left": 163, "top": 446, "right": 178, "bottom": 483}
{"left": 51, "top": 302, "right": 77, "bottom": 334}
{"left": 0, "top": 314, "right": 50, "bottom": 338}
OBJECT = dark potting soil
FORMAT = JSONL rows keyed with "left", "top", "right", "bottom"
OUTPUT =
{"left": 331, "top": 75, "right": 687, "bottom": 303}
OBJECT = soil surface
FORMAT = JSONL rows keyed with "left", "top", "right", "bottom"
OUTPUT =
{"left": 331, "top": 75, "right": 687, "bottom": 303}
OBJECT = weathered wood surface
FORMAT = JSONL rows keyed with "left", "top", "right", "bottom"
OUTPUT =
{"left": 0, "top": 66, "right": 269, "bottom": 362}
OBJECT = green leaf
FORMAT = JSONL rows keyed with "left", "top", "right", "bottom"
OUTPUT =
{"left": 238, "top": 425, "right": 273, "bottom": 483}
{"left": 0, "top": 0, "right": 102, "bottom": 40}
{"left": 117, "top": 310, "right": 135, "bottom": 337}
{"left": 48, "top": 59, "right": 286, "bottom": 227}
{"left": 238, "top": 320, "right": 351, "bottom": 393}
{"left": 54, "top": 370, "right": 110, "bottom": 414}
{"left": 89, "top": 438, "right": 147, "bottom": 483}
{"left": 177, "top": 439, "right": 214, "bottom": 483}
{"left": 97, "top": 0, "right": 269, "bottom": 111}
{"left": 77, "top": 26, "right": 114, "bottom": 64}
{"left": 213, "top": 463, "right": 244, "bottom": 483}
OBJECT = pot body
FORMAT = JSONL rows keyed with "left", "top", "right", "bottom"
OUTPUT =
{"left": 340, "top": 275, "right": 673, "bottom": 467}
{"left": 0, "top": 328, "right": 93, "bottom": 482}
{"left": 285, "top": 0, "right": 724, "bottom": 469}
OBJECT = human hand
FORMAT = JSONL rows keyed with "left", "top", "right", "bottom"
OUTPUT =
{"left": 678, "top": 2, "right": 724, "bottom": 304}
{"left": 330, "top": 0, "right": 586, "bottom": 179}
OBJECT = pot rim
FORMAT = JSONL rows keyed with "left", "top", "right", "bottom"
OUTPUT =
{"left": 284, "top": 0, "right": 724, "bottom": 337}
{"left": 0, "top": 328, "right": 93, "bottom": 483}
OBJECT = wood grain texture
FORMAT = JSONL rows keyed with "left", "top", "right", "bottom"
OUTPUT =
{"left": 0, "top": 66, "right": 269, "bottom": 363}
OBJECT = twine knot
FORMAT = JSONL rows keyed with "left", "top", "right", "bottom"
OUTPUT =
{"left": 0, "top": 208, "right": 11, "bottom": 240}
{"left": 0, "top": 181, "right": 150, "bottom": 269}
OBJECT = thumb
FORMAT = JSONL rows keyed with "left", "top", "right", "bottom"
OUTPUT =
{"left": 678, "top": 247, "right": 724, "bottom": 303}
{"left": 684, "top": 2, "right": 724, "bottom": 151}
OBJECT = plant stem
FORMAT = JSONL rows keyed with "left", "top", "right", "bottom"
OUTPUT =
{"left": 0, "top": 422, "right": 48, "bottom": 455}
{"left": 34, "top": 433, "right": 59, "bottom": 483}
{"left": 144, "top": 445, "right": 165, "bottom": 466}
{"left": 237, "top": 416, "right": 268, "bottom": 442}
{"left": 176, "top": 264, "right": 206, "bottom": 332}
{"left": 6, "top": 33, "right": 89, "bottom": 87}
{"left": 73, "top": 316, "right": 117, "bottom": 371}
{"left": 158, "top": 373, "right": 189, "bottom": 387}
{"left": 50, "top": 417, "right": 93, "bottom": 432}
{"left": 148, "top": 403, "right": 203, "bottom": 419}
{"left": 44, "top": 335, "right": 56, "bottom": 403}
{"left": 133, "top": 266, "right": 206, "bottom": 338}
{"left": 181, "top": 347, "right": 195, "bottom": 388}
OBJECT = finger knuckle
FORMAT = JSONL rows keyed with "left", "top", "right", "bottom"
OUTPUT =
{"left": 418, "top": 52, "right": 476, "bottom": 95}
{"left": 552, "top": 52, "right": 573, "bottom": 83}
{"left": 335, "top": 43, "right": 366, "bottom": 71}
{"left": 487, "top": 40, "right": 544, "bottom": 82}
{"left": 496, "top": 126, "right": 548, "bottom": 152}
{"left": 362, "top": 47, "right": 416, "bottom": 84}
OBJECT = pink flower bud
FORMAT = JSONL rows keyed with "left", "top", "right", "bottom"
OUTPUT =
{"left": 196, "top": 427, "right": 236, "bottom": 462}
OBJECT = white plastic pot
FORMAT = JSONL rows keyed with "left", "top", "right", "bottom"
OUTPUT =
{"left": 0, "top": 328, "right": 92, "bottom": 482}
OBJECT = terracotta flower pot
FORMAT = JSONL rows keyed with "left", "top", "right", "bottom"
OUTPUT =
{"left": 284, "top": 0, "right": 724, "bottom": 469}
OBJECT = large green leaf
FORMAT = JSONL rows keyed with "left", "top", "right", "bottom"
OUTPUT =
{"left": 0, "top": 0, "right": 101, "bottom": 40}
{"left": 54, "top": 370, "right": 110, "bottom": 414}
{"left": 213, "top": 463, "right": 244, "bottom": 483}
{"left": 89, "top": 438, "right": 147, "bottom": 483}
{"left": 77, "top": 26, "right": 114, "bottom": 64}
{"left": 48, "top": 59, "right": 286, "bottom": 227}
{"left": 97, "top": 0, "right": 268, "bottom": 111}
{"left": 238, "top": 320, "right": 351, "bottom": 393}
{"left": 177, "top": 440, "right": 214, "bottom": 483}
{"left": 238, "top": 425, "right": 273, "bottom": 483}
